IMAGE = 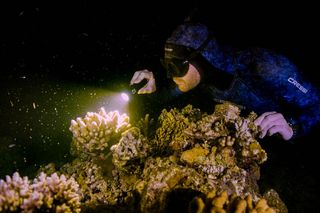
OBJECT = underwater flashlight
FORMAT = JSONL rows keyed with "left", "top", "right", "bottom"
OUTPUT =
{"left": 121, "top": 93, "right": 130, "bottom": 102}
{"left": 130, "top": 79, "right": 148, "bottom": 94}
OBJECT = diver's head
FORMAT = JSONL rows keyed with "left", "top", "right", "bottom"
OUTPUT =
{"left": 171, "top": 63, "right": 201, "bottom": 92}
{"left": 160, "top": 22, "right": 215, "bottom": 92}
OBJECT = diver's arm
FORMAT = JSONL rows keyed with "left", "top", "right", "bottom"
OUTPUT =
{"left": 283, "top": 86, "right": 320, "bottom": 139}
{"left": 251, "top": 50, "right": 320, "bottom": 139}
{"left": 254, "top": 112, "right": 294, "bottom": 141}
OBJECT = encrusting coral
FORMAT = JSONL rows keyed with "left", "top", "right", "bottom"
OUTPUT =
{"left": 110, "top": 127, "right": 150, "bottom": 171}
{"left": 153, "top": 105, "right": 202, "bottom": 153}
{"left": 0, "top": 103, "right": 288, "bottom": 212}
{"left": 59, "top": 158, "right": 110, "bottom": 207}
{"left": 137, "top": 156, "right": 209, "bottom": 212}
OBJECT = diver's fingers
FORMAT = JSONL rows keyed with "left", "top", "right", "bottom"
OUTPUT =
{"left": 130, "top": 69, "right": 153, "bottom": 85}
{"left": 258, "top": 112, "right": 292, "bottom": 140}
{"left": 259, "top": 117, "right": 283, "bottom": 138}
{"left": 267, "top": 125, "right": 287, "bottom": 136}
{"left": 138, "top": 88, "right": 153, "bottom": 94}
{"left": 259, "top": 113, "right": 285, "bottom": 130}
{"left": 267, "top": 124, "right": 293, "bottom": 141}
{"left": 254, "top": 111, "right": 277, "bottom": 127}
{"left": 130, "top": 71, "right": 142, "bottom": 85}
{"left": 138, "top": 77, "right": 156, "bottom": 94}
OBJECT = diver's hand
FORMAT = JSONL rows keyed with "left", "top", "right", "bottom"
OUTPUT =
{"left": 130, "top": 69, "right": 156, "bottom": 94}
{"left": 254, "top": 111, "right": 293, "bottom": 141}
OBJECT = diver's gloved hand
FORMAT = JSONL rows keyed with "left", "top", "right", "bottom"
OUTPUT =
{"left": 130, "top": 69, "right": 156, "bottom": 94}
{"left": 254, "top": 111, "right": 293, "bottom": 141}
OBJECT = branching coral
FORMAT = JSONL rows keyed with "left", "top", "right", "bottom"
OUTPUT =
{"left": 0, "top": 172, "right": 30, "bottom": 212}
{"left": 69, "top": 108, "right": 130, "bottom": 157}
{"left": 0, "top": 172, "right": 82, "bottom": 213}
{"left": 22, "top": 172, "right": 82, "bottom": 213}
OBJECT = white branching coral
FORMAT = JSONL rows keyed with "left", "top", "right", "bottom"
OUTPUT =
{"left": 69, "top": 108, "right": 130, "bottom": 155}
{"left": 0, "top": 172, "right": 82, "bottom": 213}
{"left": 0, "top": 172, "right": 30, "bottom": 212}
{"left": 22, "top": 172, "right": 82, "bottom": 213}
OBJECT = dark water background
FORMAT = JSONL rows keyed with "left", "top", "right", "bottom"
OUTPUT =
{"left": 0, "top": 2, "right": 319, "bottom": 212}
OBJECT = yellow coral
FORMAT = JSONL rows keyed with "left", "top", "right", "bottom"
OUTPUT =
{"left": 190, "top": 190, "right": 277, "bottom": 213}
{"left": 212, "top": 191, "right": 228, "bottom": 208}
{"left": 234, "top": 199, "right": 247, "bottom": 213}
{"left": 214, "top": 102, "right": 241, "bottom": 121}
{"left": 181, "top": 146, "right": 209, "bottom": 165}
{"left": 211, "top": 206, "right": 226, "bottom": 213}
{"left": 190, "top": 197, "right": 205, "bottom": 213}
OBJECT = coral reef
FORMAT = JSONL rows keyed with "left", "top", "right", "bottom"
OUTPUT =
{"left": 0, "top": 103, "right": 288, "bottom": 212}
{"left": 0, "top": 172, "right": 82, "bottom": 213}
